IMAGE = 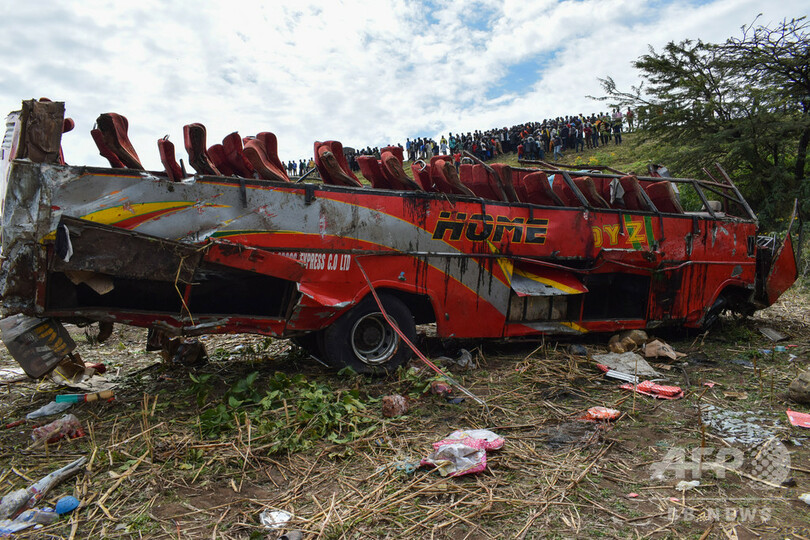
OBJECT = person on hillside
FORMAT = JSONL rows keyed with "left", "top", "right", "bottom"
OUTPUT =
{"left": 600, "top": 120, "right": 611, "bottom": 146}
{"left": 626, "top": 108, "right": 634, "bottom": 132}
{"left": 552, "top": 134, "right": 563, "bottom": 161}
{"left": 540, "top": 129, "right": 550, "bottom": 155}
{"left": 575, "top": 127, "right": 584, "bottom": 153}
{"left": 612, "top": 117, "right": 623, "bottom": 145}
{"left": 584, "top": 123, "right": 593, "bottom": 149}
{"left": 453, "top": 151, "right": 461, "bottom": 172}
{"left": 560, "top": 124, "right": 569, "bottom": 152}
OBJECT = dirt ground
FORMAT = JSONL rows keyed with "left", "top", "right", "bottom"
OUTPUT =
{"left": 2, "top": 286, "right": 810, "bottom": 539}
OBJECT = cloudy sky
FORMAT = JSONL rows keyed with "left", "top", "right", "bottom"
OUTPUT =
{"left": 1, "top": 0, "right": 806, "bottom": 170}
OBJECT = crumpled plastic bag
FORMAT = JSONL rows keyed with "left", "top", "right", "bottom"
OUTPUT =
{"left": 420, "top": 429, "right": 504, "bottom": 477}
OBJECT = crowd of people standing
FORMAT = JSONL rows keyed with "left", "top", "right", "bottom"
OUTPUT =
{"left": 290, "top": 108, "right": 635, "bottom": 176}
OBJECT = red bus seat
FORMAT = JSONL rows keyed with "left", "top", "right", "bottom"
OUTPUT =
{"left": 429, "top": 157, "right": 473, "bottom": 196}
{"left": 519, "top": 171, "right": 563, "bottom": 206}
{"left": 183, "top": 123, "right": 221, "bottom": 176}
{"left": 380, "top": 150, "right": 422, "bottom": 190}
{"left": 314, "top": 141, "right": 363, "bottom": 188}
{"left": 222, "top": 132, "right": 254, "bottom": 177}
{"left": 91, "top": 129, "right": 125, "bottom": 168}
{"left": 645, "top": 181, "right": 684, "bottom": 213}
{"left": 619, "top": 175, "right": 649, "bottom": 211}
{"left": 380, "top": 145, "right": 404, "bottom": 163}
{"left": 206, "top": 144, "right": 235, "bottom": 176}
{"left": 573, "top": 176, "right": 610, "bottom": 208}
{"left": 243, "top": 139, "right": 289, "bottom": 182}
{"left": 409, "top": 162, "right": 433, "bottom": 191}
{"left": 464, "top": 164, "right": 503, "bottom": 201}
{"left": 551, "top": 175, "right": 581, "bottom": 207}
{"left": 490, "top": 164, "right": 519, "bottom": 202}
{"left": 256, "top": 132, "right": 289, "bottom": 181}
{"left": 357, "top": 155, "right": 394, "bottom": 189}
{"left": 94, "top": 113, "right": 144, "bottom": 170}
{"left": 157, "top": 136, "right": 184, "bottom": 181}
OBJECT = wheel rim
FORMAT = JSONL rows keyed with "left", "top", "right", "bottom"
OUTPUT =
{"left": 350, "top": 312, "right": 398, "bottom": 365}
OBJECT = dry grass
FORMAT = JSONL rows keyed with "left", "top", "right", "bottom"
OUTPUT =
{"left": 1, "top": 287, "right": 810, "bottom": 538}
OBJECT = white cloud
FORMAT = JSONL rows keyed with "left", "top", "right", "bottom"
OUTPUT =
{"left": 0, "top": 0, "right": 806, "bottom": 170}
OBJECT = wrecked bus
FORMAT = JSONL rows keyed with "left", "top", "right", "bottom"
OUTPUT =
{"left": 0, "top": 99, "right": 799, "bottom": 374}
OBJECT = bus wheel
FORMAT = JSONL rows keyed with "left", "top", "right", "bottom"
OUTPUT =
{"left": 321, "top": 293, "right": 415, "bottom": 375}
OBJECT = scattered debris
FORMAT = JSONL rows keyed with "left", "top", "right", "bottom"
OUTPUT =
{"left": 799, "top": 493, "right": 810, "bottom": 506}
{"left": 54, "top": 496, "right": 79, "bottom": 515}
{"left": 675, "top": 480, "right": 700, "bottom": 491}
{"left": 593, "top": 352, "right": 660, "bottom": 377}
{"left": 642, "top": 339, "right": 686, "bottom": 360}
{"left": 440, "top": 349, "right": 474, "bottom": 370}
{"left": 786, "top": 409, "right": 810, "bottom": 429}
{"left": 0, "top": 457, "right": 86, "bottom": 520}
{"left": 759, "top": 327, "right": 788, "bottom": 342}
{"left": 703, "top": 381, "right": 717, "bottom": 388}
{"left": 0, "top": 316, "right": 76, "bottom": 378}
{"left": 619, "top": 381, "right": 683, "bottom": 399}
{"left": 30, "top": 414, "right": 85, "bottom": 445}
{"left": 596, "top": 364, "right": 638, "bottom": 384}
{"left": 538, "top": 422, "right": 600, "bottom": 450}
{"left": 159, "top": 336, "right": 209, "bottom": 366}
{"left": 579, "top": 406, "right": 621, "bottom": 422}
{"left": 434, "top": 350, "right": 475, "bottom": 371}
{"left": 259, "top": 509, "right": 292, "bottom": 530}
{"left": 627, "top": 493, "right": 639, "bottom": 498}
{"left": 421, "top": 429, "right": 504, "bottom": 477}
{"left": 723, "top": 391, "right": 748, "bottom": 400}
{"left": 277, "top": 531, "right": 304, "bottom": 540}
{"left": 607, "top": 330, "right": 648, "bottom": 353}
{"left": 788, "top": 369, "right": 810, "bottom": 404}
{"left": 0, "top": 508, "right": 58, "bottom": 535}
{"left": 727, "top": 358, "right": 755, "bottom": 369}
{"left": 0, "top": 367, "right": 28, "bottom": 384}
{"left": 54, "top": 390, "right": 114, "bottom": 403}
{"left": 701, "top": 404, "right": 775, "bottom": 445}
{"left": 50, "top": 354, "right": 116, "bottom": 391}
{"left": 381, "top": 394, "right": 408, "bottom": 418}
{"left": 568, "top": 344, "right": 588, "bottom": 356}
{"left": 429, "top": 380, "right": 453, "bottom": 397}
{"left": 26, "top": 401, "right": 72, "bottom": 420}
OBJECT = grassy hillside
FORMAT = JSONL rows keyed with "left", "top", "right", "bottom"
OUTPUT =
{"left": 492, "top": 131, "right": 657, "bottom": 174}
{"left": 353, "top": 132, "right": 658, "bottom": 185}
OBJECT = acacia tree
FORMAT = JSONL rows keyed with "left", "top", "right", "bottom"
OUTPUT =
{"left": 594, "top": 17, "right": 810, "bottom": 227}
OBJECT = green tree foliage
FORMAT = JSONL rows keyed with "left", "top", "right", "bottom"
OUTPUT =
{"left": 594, "top": 17, "right": 810, "bottom": 228}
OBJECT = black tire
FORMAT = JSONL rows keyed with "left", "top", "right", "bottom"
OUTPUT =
{"left": 320, "top": 293, "right": 416, "bottom": 375}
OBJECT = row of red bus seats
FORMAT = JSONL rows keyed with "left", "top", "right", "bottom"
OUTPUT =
{"left": 87, "top": 116, "right": 682, "bottom": 214}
